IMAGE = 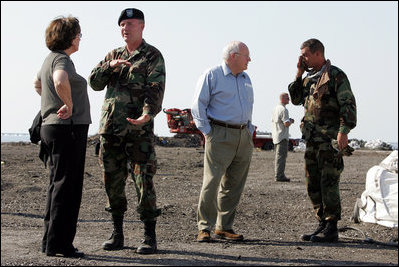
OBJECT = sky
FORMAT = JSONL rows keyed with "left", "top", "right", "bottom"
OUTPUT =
{"left": 1, "top": 1, "right": 398, "bottom": 142}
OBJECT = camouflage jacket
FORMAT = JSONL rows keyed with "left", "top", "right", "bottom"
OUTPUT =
{"left": 288, "top": 60, "right": 356, "bottom": 142}
{"left": 89, "top": 39, "right": 165, "bottom": 136}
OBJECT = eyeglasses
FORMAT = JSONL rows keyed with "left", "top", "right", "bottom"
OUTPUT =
{"left": 235, "top": 53, "right": 251, "bottom": 60}
{"left": 77, "top": 33, "right": 82, "bottom": 39}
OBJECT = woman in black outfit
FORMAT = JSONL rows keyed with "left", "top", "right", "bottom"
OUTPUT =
{"left": 33, "top": 15, "right": 91, "bottom": 258}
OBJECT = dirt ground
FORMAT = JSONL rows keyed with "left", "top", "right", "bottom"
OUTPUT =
{"left": 1, "top": 136, "right": 398, "bottom": 266}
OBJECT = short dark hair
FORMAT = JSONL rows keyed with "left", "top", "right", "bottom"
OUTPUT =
{"left": 45, "top": 16, "right": 81, "bottom": 51}
{"left": 301, "top": 38, "right": 324, "bottom": 55}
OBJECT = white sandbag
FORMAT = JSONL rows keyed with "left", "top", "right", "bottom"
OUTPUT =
{"left": 357, "top": 151, "right": 398, "bottom": 228}
{"left": 379, "top": 150, "right": 398, "bottom": 173}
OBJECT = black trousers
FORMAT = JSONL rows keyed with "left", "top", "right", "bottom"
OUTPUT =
{"left": 40, "top": 124, "right": 89, "bottom": 254}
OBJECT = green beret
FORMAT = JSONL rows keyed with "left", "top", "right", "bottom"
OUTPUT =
{"left": 118, "top": 8, "right": 144, "bottom": 25}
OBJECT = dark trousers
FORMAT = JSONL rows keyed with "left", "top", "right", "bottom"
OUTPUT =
{"left": 99, "top": 133, "right": 161, "bottom": 222}
{"left": 304, "top": 140, "right": 343, "bottom": 221}
{"left": 40, "top": 124, "right": 89, "bottom": 254}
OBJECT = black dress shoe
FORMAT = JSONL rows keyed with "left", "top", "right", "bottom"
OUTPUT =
{"left": 275, "top": 176, "right": 290, "bottom": 182}
{"left": 46, "top": 251, "right": 57, "bottom": 257}
{"left": 63, "top": 247, "right": 85, "bottom": 258}
{"left": 46, "top": 247, "right": 84, "bottom": 258}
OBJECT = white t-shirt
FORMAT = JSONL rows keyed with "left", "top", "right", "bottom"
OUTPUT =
{"left": 271, "top": 103, "right": 290, "bottom": 144}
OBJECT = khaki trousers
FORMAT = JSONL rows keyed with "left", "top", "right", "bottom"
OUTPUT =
{"left": 197, "top": 124, "right": 253, "bottom": 231}
{"left": 274, "top": 139, "right": 288, "bottom": 180}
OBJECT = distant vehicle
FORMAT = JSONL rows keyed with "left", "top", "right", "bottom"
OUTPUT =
{"left": 163, "top": 108, "right": 205, "bottom": 146}
{"left": 252, "top": 130, "right": 298, "bottom": 151}
{"left": 163, "top": 108, "right": 298, "bottom": 150}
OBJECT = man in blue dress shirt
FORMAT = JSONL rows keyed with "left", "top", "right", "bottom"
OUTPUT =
{"left": 192, "top": 41, "right": 254, "bottom": 242}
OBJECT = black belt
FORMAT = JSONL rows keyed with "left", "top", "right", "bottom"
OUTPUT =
{"left": 209, "top": 118, "right": 247, "bottom": 129}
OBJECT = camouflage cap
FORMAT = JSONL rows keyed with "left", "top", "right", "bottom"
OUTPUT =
{"left": 118, "top": 8, "right": 145, "bottom": 25}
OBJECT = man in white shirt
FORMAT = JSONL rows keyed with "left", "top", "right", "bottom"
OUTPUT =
{"left": 271, "top": 93, "right": 294, "bottom": 182}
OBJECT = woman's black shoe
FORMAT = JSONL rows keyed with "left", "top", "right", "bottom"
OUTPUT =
{"left": 63, "top": 247, "right": 85, "bottom": 258}
{"left": 45, "top": 251, "right": 56, "bottom": 257}
{"left": 45, "top": 247, "right": 84, "bottom": 258}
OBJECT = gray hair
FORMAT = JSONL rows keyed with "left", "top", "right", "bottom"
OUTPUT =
{"left": 222, "top": 41, "right": 242, "bottom": 61}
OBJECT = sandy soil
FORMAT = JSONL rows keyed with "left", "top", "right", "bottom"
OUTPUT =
{"left": 1, "top": 137, "right": 398, "bottom": 266}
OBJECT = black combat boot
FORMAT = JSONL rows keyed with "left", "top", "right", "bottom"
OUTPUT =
{"left": 310, "top": 220, "right": 339, "bottom": 242}
{"left": 301, "top": 220, "right": 327, "bottom": 241}
{"left": 136, "top": 221, "right": 157, "bottom": 254}
{"left": 102, "top": 215, "right": 124, "bottom": 250}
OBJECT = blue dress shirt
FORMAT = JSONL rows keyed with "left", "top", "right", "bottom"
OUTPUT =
{"left": 191, "top": 62, "right": 254, "bottom": 135}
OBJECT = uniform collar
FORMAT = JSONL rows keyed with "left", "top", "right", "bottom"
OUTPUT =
{"left": 124, "top": 39, "right": 147, "bottom": 57}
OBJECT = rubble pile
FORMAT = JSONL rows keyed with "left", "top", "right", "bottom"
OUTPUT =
{"left": 86, "top": 133, "right": 202, "bottom": 149}
{"left": 364, "top": 139, "right": 394, "bottom": 151}
{"left": 156, "top": 134, "right": 202, "bottom": 147}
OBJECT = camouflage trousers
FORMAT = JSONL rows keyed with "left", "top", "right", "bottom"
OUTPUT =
{"left": 304, "top": 140, "right": 344, "bottom": 222}
{"left": 99, "top": 132, "right": 161, "bottom": 222}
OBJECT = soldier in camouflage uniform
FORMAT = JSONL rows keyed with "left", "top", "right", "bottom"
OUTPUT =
{"left": 288, "top": 39, "right": 356, "bottom": 242}
{"left": 88, "top": 8, "right": 165, "bottom": 254}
